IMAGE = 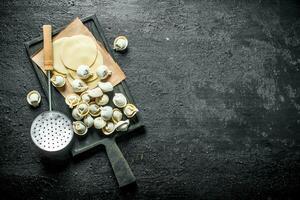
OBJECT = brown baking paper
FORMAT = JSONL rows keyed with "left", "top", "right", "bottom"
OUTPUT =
{"left": 31, "top": 18, "right": 126, "bottom": 98}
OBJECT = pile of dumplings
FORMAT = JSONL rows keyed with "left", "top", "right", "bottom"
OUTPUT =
{"left": 66, "top": 77, "right": 138, "bottom": 136}
{"left": 49, "top": 34, "right": 138, "bottom": 136}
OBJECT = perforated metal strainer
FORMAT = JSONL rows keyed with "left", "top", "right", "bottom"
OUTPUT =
{"left": 30, "top": 25, "right": 74, "bottom": 160}
{"left": 31, "top": 111, "right": 73, "bottom": 153}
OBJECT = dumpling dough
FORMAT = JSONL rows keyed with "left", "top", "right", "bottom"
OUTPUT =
{"left": 53, "top": 37, "right": 69, "bottom": 74}
{"left": 61, "top": 35, "right": 97, "bottom": 70}
{"left": 90, "top": 50, "right": 104, "bottom": 72}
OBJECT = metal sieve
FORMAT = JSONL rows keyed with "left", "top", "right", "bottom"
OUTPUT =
{"left": 30, "top": 25, "right": 74, "bottom": 160}
{"left": 31, "top": 111, "right": 73, "bottom": 152}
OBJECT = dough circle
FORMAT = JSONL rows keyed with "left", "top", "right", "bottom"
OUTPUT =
{"left": 53, "top": 37, "right": 69, "bottom": 74}
{"left": 61, "top": 35, "right": 97, "bottom": 70}
{"left": 90, "top": 50, "right": 104, "bottom": 72}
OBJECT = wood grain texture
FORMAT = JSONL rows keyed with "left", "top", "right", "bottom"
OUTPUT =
{"left": 0, "top": 0, "right": 300, "bottom": 199}
{"left": 42, "top": 25, "right": 53, "bottom": 70}
{"left": 26, "top": 16, "right": 143, "bottom": 188}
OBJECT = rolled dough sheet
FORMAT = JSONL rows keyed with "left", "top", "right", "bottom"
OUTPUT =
{"left": 31, "top": 18, "right": 126, "bottom": 98}
{"left": 53, "top": 37, "right": 69, "bottom": 74}
{"left": 61, "top": 35, "right": 98, "bottom": 70}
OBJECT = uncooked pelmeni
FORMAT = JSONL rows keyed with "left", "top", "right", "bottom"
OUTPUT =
{"left": 61, "top": 35, "right": 98, "bottom": 70}
{"left": 68, "top": 50, "right": 103, "bottom": 83}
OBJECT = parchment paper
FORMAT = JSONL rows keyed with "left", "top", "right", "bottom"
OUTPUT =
{"left": 31, "top": 18, "right": 126, "bottom": 98}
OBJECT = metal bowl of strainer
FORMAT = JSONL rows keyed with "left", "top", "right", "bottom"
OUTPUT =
{"left": 30, "top": 111, "right": 74, "bottom": 160}
{"left": 30, "top": 25, "right": 74, "bottom": 161}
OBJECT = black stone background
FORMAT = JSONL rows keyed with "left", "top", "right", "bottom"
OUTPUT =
{"left": 0, "top": 0, "right": 300, "bottom": 199}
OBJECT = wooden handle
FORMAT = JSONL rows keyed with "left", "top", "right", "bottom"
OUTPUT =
{"left": 43, "top": 25, "right": 53, "bottom": 70}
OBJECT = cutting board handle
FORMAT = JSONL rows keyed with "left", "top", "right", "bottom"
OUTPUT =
{"left": 104, "top": 139, "right": 136, "bottom": 187}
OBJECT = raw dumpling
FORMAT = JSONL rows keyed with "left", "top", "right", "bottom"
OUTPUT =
{"left": 67, "top": 50, "right": 104, "bottom": 83}
{"left": 68, "top": 69, "right": 98, "bottom": 83}
{"left": 61, "top": 35, "right": 98, "bottom": 70}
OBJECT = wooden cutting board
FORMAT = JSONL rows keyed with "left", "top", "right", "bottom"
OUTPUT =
{"left": 24, "top": 14, "right": 144, "bottom": 188}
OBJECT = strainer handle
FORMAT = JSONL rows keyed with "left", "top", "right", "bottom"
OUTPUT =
{"left": 43, "top": 25, "right": 53, "bottom": 111}
{"left": 42, "top": 25, "right": 53, "bottom": 71}
{"left": 104, "top": 139, "right": 136, "bottom": 187}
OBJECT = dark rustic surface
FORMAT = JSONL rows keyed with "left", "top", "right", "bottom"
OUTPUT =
{"left": 0, "top": 0, "right": 300, "bottom": 199}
